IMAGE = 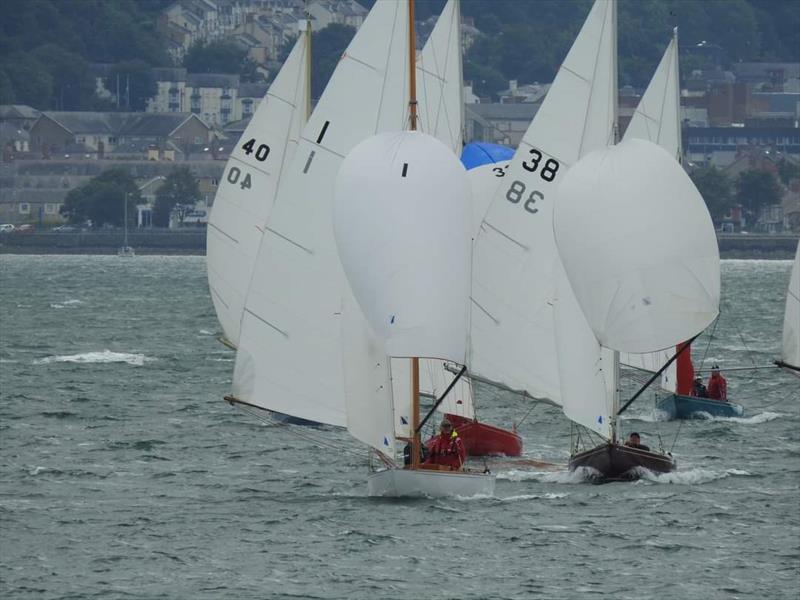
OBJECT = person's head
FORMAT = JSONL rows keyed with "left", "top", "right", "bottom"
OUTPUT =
{"left": 711, "top": 364, "right": 720, "bottom": 375}
{"left": 695, "top": 375, "right": 703, "bottom": 383}
{"left": 628, "top": 432, "right": 641, "bottom": 444}
{"left": 440, "top": 419, "right": 453, "bottom": 435}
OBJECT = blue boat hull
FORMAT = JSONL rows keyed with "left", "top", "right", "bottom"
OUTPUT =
{"left": 656, "top": 394, "right": 744, "bottom": 419}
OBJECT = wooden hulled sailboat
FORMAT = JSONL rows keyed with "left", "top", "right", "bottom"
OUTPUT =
{"left": 776, "top": 243, "right": 800, "bottom": 376}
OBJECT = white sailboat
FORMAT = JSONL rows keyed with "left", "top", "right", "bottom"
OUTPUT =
{"left": 118, "top": 192, "right": 135, "bottom": 257}
{"left": 222, "top": 1, "right": 491, "bottom": 496}
{"left": 776, "top": 243, "right": 800, "bottom": 376}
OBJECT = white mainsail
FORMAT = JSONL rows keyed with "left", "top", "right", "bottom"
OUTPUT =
{"left": 232, "top": 0, "right": 411, "bottom": 427}
{"left": 417, "top": 0, "right": 463, "bottom": 153}
{"left": 623, "top": 28, "right": 681, "bottom": 161}
{"left": 468, "top": 0, "right": 616, "bottom": 404}
{"left": 207, "top": 27, "right": 309, "bottom": 347}
{"left": 553, "top": 139, "right": 720, "bottom": 354}
{"left": 781, "top": 243, "right": 800, "bottom": 374}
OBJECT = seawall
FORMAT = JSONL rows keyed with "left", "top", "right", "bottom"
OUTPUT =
{"left": 1, "top": 231, "right": 798, "bottom": 259}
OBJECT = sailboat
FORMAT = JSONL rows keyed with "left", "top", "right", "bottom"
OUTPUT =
{"left": 466, "top": 0, "right": 719, "bottom": 480}
{"left": 118, "top": 192, "right": 135, "bottom": 257}
{"left": 776, "top": 243, "right": 800, "bottom": 376}
{"left": 617, "top": 29, "right": 743, "bottom": 420}
{"left": 220, "top": 1, "right": 494, "bottom": 496}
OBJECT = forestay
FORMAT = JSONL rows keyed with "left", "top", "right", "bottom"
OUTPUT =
{"left": 333, "top": 131, "right": 471, "bottom": 364}
{"left": 232, "top": 0, "right": 411, "bottom": 426}
{"left": 469, "top": 0, "right": 616, "bottom": 404}
{"left": 207, "top": 29, "right": 308, "bottom": 347}
{"left": 781, "top": 243, "right": 800, "bottom": 371}
{"left": 553, "top": 139, "right": 720, "bottom": 354}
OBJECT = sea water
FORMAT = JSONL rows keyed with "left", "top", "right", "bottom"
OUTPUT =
{"left": 1, "top": 256, "right": 797, "bottom": 599}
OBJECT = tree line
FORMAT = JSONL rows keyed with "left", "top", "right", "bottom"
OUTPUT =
{"left": 2, "top": 0, "right": 798, "bottom": 110}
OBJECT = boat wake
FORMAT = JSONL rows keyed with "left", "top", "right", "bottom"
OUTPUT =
{"left": 637, "top": 467, "right": 754, "bottom": 485}
{"left": 692, "top": 411, "right": 783, "bottom": 425}
{"left": 34, "top": 350, "right": 152, "bottom": 366}
{"left": 495, "top": 492, "right": 569, "bottom": 503}
{"left": 497, "top": 468, "right": 590, "bottom": 484}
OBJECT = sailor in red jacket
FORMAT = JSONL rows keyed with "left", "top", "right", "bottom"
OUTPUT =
{"left": 707, "top": 365, "right": 728, "bottom": 401}
{"left": 424, "top": 418, "right": 466, "bottom": 471}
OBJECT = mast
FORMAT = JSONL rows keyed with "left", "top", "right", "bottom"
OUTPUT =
{"left": 123, "top": 192, "right": 129, "bottom": 248}
{"left": 455, "top": 0, "right": 465, "bottom": 146}
{"left": 407, "top": 0, "right": 422, "bottom": 468}
{"left": 610, "top": 0, "right": 620, "bottom": 443}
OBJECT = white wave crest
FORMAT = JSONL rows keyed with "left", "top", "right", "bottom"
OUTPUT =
{"left": 701, "top": 411, "right": 783, "bottom": 425}
{"left": 498, "top": 492, "right": 569, "bottom": 503}
{"left": 638, "top": 467, "right": 753, "bottom": 485}
{"left": 50, "top": 299, "right": 83, "bottom": 309}
{"left": 34, "top": 350, "right": 151, "bottom": 366}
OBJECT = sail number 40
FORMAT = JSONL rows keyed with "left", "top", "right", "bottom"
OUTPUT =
{"left": 241, "top": 138, "right": 270, "bottom": 162}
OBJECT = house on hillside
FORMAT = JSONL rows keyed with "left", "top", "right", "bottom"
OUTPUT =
{"left": 28, "top": 112, "right": 213, "bottom": 159}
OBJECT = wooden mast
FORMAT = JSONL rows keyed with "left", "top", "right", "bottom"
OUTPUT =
{"left": 407, "top": 0, "right": 422, "bottom": 469}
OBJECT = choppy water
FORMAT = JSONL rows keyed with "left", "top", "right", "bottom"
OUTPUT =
{"left": 1, "top": 255, "right": 798, "bottom": 599}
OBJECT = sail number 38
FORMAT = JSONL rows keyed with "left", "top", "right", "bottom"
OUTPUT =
{"left": 504, "top": 149, "right": 560, "bottom": 214}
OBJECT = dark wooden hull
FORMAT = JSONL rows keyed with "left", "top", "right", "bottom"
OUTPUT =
{"left": 445, "top": 413, "right": 523, "bottom": 457}
{"left": 569, "top": 442, "right": 675, "bottom": 481}
{"left": 656, "top": 393, "right": 743, "bottom": 420}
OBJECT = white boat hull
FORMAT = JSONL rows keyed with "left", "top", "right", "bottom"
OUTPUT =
{"left": 367, "top": 468, "right": 495, "bottom": 498}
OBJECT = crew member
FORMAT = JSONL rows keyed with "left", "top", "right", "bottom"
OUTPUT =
{"left": 691, "top": 375, "right": 708, "bottom": 398}
{"left": 624, "top": 432, "right": 650, "bottom": 452}
{"left": 423, "top": 418, "right": 465, "bottom": 471}
{"left": 706, "top": 365, "right": 728, "bottom": 401}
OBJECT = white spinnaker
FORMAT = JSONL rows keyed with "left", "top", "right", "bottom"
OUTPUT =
{"left": 619, "top": 30, "right": 681, "bottom": 381}
{"left": 553, "top": 139, "right": 720, "bottom": 354}
{"left": 417, "top": 0, "right": 463, "bottom": 153}
{"left": 469, "top": 0, "right": 616, "bottom": 403}
{"left": 232, "top": 0, "right": 410, "bottom": 426}
{"left": 554, "top": 270, "right": 615, "bottom": 439}
{"left": 623, "top": 28, "right": 680, "bottom": 161}
{"left": 781, "top": 243, "right": 800, "bottom": 371}
{"left": 333, "top": 132, "right": 471, "bottom": 364}
{"left": 207, "top": 30, "right": 308, "bottom": 347}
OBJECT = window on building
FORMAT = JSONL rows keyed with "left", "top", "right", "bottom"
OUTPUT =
{"left": 44, "top": 203, "right": 59, "bottom": 214}
{"left": 19, "top": 203, "right": 30, "bottom": 214}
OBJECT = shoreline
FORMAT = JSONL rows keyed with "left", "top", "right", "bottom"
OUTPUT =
{"left": 1, "top": 231, "right": 797, "bottom": 260}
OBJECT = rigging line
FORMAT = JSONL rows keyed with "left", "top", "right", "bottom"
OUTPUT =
{"left": 415, "top": 365, "right": 467, "bottom": 434}
{"left": 515, "top": 401, "right": 538, "bottom": 427}
{"left": 697, "top": 313, "right": 720, "bottom": 370}
{"left": 669, "top": 417, "right": 684, "bottom": 453}
{"left": 618, "top": 331, "right": 701, "bottom": 417}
